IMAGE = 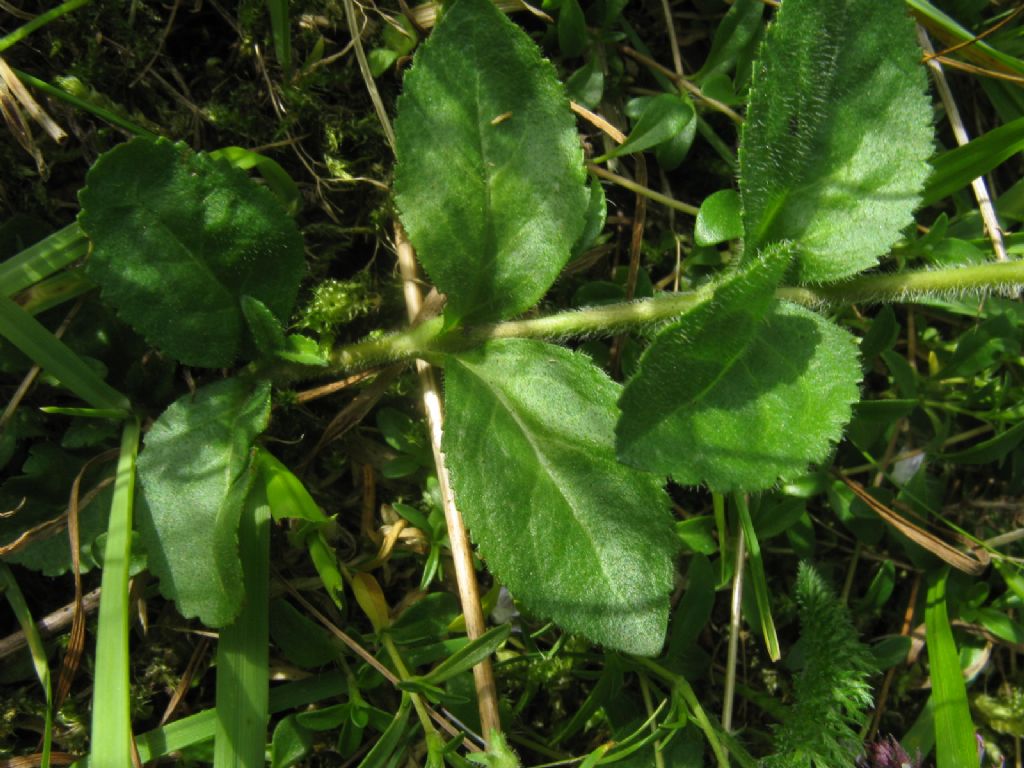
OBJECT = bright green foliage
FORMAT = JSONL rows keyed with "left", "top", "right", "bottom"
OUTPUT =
{"left": 739, "top": 0, "right": 932, "bottom": 283}
{"left": 926, "top": 569, "right": 979, "bottom": 768}
{"left": 214, "top": 485, "right": 271, "bottom": 768}
{"left": 694, "top": 189, "right": 743, "bottom": 246}
{"left": 79, "top": 138, "right": 305, "bottom": 367}
{"left": 603, "top": 94, "right": 695, "bottom": 160}
{"left": 617, "top": 246, "right": 861, "bottom": 491}
{"left": 443, "top": 339, "right": 676, "bottom": 656}
{"left": 761, "top": 563, "right": 875, "bottom": 768}
{"left": 393, "top": 0, "right": 588, "bottom": 324}
{"left": 136, "top": 377, "right": 271, "bottom": 627}
{"left": 241, "top": 295, "right": 287, "bottom": 356}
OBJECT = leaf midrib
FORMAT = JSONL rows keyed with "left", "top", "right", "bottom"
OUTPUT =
{"left": 455, "top": 358, "right": 620, "bottom": 596}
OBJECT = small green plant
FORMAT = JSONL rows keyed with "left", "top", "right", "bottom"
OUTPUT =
{"left": 2, "top": 0, "right": 1023, "bottom": 764}
{"left": 761, "top": 563, "right": 875, "bottom": 767}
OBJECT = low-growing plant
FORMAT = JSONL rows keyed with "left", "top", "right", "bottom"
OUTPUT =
{"left": 2, "top": 0, "right": 1023, "bottom": 764}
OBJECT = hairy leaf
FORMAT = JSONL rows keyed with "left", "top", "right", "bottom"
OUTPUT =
{"left": 136, "top": 377, "right": 271, "bottom": 627}
{"left": 617, "top": 248, "right": 861, "bottom": 491}
{"left": 79, "top": 138, "right": 305, "bottom": 367}
{"left": 443, "top": 339, "right": 676, "bottom": 656}
{"left": 394, "top": 0, "right": 588, "bottom": 324}
{"left": 739, "top": 0, "right": 932, "bottom": 283}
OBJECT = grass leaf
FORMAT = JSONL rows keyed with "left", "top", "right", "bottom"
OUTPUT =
{"left": 89, "top": 418, "right": 141, "bottom": 768}
{"left": 925, "top": 568, "right": 978, "bottom": 768}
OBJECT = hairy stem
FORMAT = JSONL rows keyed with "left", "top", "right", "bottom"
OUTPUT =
{"left": 282, "top": 260, "right": 1024, "bottom": 380}
{"left": 777, "top": 259, "right": 1024, "bottom": 305}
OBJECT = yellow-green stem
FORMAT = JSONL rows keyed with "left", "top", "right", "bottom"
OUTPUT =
{"left": 271, "top": 260, "right": 1024, "bottom": 383}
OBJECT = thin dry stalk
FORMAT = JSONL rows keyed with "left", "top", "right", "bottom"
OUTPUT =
{"left": 394, "top": 223, "right": 503, "bottom": 743}
{"left": 917, "top": 26, "right": 1008, "bottom": 263}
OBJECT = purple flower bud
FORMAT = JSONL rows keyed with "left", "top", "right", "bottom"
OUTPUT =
{"left": 857, "top": 735, "right": 920, "bottom": 768}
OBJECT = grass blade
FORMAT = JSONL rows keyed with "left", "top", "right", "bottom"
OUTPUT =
{"left": 0, "top": 222, "right": 88, "bottom": 297}
{"left": 89, "top": 418, "right": 141, "bottom": 767}
{"left": 357, "top": 693, "right": 412, "bottom": 768}
{"left": 214, "top": 484, "right": 272, "bottom": 767}
{"left": 72, "top": 673, "right": 349, "bottom": 766}
{"left": 265, "top": 0, "right": 293, "bottom": 76}
{"left": 0, "top": 0, "right": 92, "bottom": 53}
{"left": 416, "top": 623, "right": 511, "bottom": 686}
{"left": 12, "top": 68, "right": 155, "bottom": 139}
{"left": 907, "top": 0, "right": 1024, "bottom": 76}
{"left": 0, "top": 294, "right": 130, "bottom": 414}
{"left": 921, "top": 115, "right": 1024, "bottom": 206}
{"left": 925, "top": 568, "right": 977, "bottom": 768}
{"left": 735, "top": 494, "right": 780, "bottom": 662}
{"left": 0, "top": 562, "right": 53, "bottom": 767}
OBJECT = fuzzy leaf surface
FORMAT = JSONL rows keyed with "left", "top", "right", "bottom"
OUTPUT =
{"left": 393, "top": 0, "right": 588, "bottom": 324}
{"left": 739, "top": 0, "right": 932, "bottom": 283}
{"left": 79, "top": 138, "right": 305, "bottom": 367}
{"left": 617, "top": 249, "right": 861, "bottom": 491}
{"left": 136, "top": 377, "right": 271, "bottom": 627}
{"left": 443, "top": 339, "right": 676, "bottom": 655}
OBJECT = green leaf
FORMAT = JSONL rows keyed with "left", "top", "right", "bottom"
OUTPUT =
{"left": 0, "top": 295, "right": 129, "bottom": 414}
{"left": 270, "top": 714, "right": 314, "bottom": 768}
{"left": 443, "top": 339, "right": 676, "bottom": 656}
{"left": 558, "top": 0, "right": 587, "bottom": 58}
{"left": 600, "top": 94, "right": 695, "bottom": 160}
{"left": 90, "top": 419, "right": 141, "bottom": 768}
{"left": 566, "top": 58, "right": 604, "bottom": 109}
{"left": 242, "top": 295, "right": 287, "bottom": 355}
{"left": 393, "top": 0, "right": 588, "bottom": 324}
{"left": 617, "top": 247, "right": 862, "bottom": 491}
{"left": 738, "top": 0, "right": 932, "bottom": 283}
{"left": 735, "top": 494, "right": 779, "bottom": 661}
{"left": 418, "top": 623, "right": 511, "bottom": 686}
{"left": 357, "top": 694, "right": 412, "bottom": 768}
{"left": 921, "top": 116, "right": 1024, "bottom": 207}
{"left": 0, "top": 222, "right": 88, "bottom": 297}
{"left": 79, "top": 138, "right": 305, "bottom": 368}
{"left": 925, "top": 568, "right": 978, "bottom": 768}
{"left": 257, "top": 449, "right": 329, "bottom": 523}
{"left": 941, "top": 419, "right": 1024, "bottom": 464}
{"left": 136, "top": 377, "right": 272, "bottom": 627}
{"left": 214, "top": 484, "right": 271, "bottom": 768}
{"left": 695, "top": 0, "right": 764, "bottom": 81}
{"left": 277, "top": 334, "right": 328, "bottom": 366}
{"left": 694, "top": 189, "right": 742, "bottom": 246}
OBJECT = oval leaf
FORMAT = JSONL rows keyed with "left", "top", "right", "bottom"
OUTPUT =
{"left": 694, "top": 189, "right": 742, "bottom": 246}
{"left": 738, "top": 0, "right": 932, "bottom": 283}
{"left": 443, "top": 339, "right": 677, "bottom": 656}
{"left": 617, "top": 247, "right": 862, "bottom": 491}
{"left": 136, "top": 377, "right": 272, "bottom": 626}
{"left": 394, "top": 0, "right": 589, "bottom": 324}
{"left": 79, "top": 138, "right": 305, "bottom": 367}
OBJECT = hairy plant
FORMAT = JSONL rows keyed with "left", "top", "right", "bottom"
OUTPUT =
{"left": 762, "top": 564, "right": 876, "bottom": 768}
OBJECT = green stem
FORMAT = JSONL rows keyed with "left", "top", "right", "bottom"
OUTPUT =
{"left": 381, "top": 635, "right": 441, "bottom": 740}
{"left": 633, "top": 657, "right": 752, "bottom": 768}
{"left": 274, "top": 260, "right": 1024, "bottom": 382}
{"left": 777, "top": 259, "right": 1024, "bottom": 305}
